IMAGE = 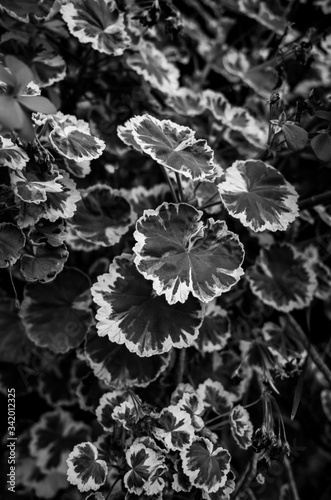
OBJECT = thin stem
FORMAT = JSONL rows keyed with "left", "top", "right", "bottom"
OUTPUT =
{"left": 160, "top": 165, "right": 179, "bottom": 203}
{"left": 284, "top": 456, "right": 301, "bottom": 500}
{"left": 176, "top": 349, "right": 187, "bottom": 385}
{"left": 205, "top": 412, "right": 230, "bottom": 426}
{"left": 175, "top": 172, "right": 185, "bottom": 203}
{"left": 8, "top": 267, "right": 20, "bottom": 309}
{"left": 298, "top": 190, "right": 331, "bottom": 210}
{"left": 199, "top": 200, "right": 223, "bottom": 211}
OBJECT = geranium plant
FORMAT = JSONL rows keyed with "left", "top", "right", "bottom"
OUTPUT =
{"left": 1, "top": 1, "right": 331, "bottom": 500}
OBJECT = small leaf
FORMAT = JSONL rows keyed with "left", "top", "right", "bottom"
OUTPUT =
{"left": 193, "top": 301, "right": 231, "bottom": 353}
{"left": 133, "top": 202, "right": 244, "bottom": 304}
{"left": 153, "top": 406, "right": 195, "bottom": 451}
{"left": 50, "top": 125, "right": 105, "bottom": 161}
{"left": 230, "top": 405, "right": 253, "bottom": 449}
{"left": 282, "top": 123, "right": 309, "bottom": 151}
{"left": 0, "top": 135, "right": 29, "bottom": 170}
{"left": 197, "top": 379, "right": 235, "bottom": 414}
{"left": 0, "top": 222, "right": 25, "bottom": 267}
{"left": 311, "top": 133, "right": 331, "bottom": 162}
{"left": 124, "top": 441, "right": 166, "bottom": 495}
{"left": 67, "top": 442, "right": 108, "bottom": 492}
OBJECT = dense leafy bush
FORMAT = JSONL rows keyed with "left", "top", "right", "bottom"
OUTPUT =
{"left": 1, "top": 1, "right": 331, "bottom": 499}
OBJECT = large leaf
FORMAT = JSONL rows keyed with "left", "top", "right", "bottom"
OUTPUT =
{"left": 69, "top": 184, "right": 136, "bottom": 246}
{"left": 20, "top": 267, "right": 93, "bottom": 353}
{"left": 129, "top": 114, "right": 216, "bottom": 180}
{"left": 29, "top": 409, "right": 88, "bottom": 474}
{"left": 126, "top": 40, "right": 179, "bottom": 94}
{"left": 246, "top": 243, "right": 317, "bottom": 312}
{"left": 0, "top": 222, "right": 25, "bottom": 267}
{"left": 84, "top": 327, "right": 170, "bottom": 388}
{"left": 181, "top": 437, "right": 231, "bottom": 493}
{"left": 67, "top": 442, "right": 108, "bottom": 492}
{"left": 133, "top": 202, "right": 244, "bottom": 304}
{"left": 91, "top": 253, "right": 204, "bottom": 356}
{"left": 50, "top": 125, "right": 105, "bottom": 162}
{"left": 218, "top": 160, "right": 299, "bottom": 232}
{"left": 61, "top": 0, "right": 131, "bottom": 56}
{"left": 20, "top": 242, "right": 69, "bottom": 283}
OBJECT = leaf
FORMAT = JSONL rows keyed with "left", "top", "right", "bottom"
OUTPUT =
{"left": 29, "top": 409, "right": 88, "bottom": 474}
{"left": 166, "top": 88, "right": 205, "bottom": 116}
{"left": 32, "top": 51, "right": 67, "bottom": 88}
{"left": 230, "top": 405, "right": 253, "bottom": 449}
{"left": 20, "top": 242, "right": 69, "bottom": 283}
{"left": 66, "top": 442, "right": 108, "bottom": 492}
{"left": 18, "top": 95, "right": 57, "bottom": 115}
{"left": 127, "top": 184, "right": 171, "bottom": 218}
{"left": 311, "top": 133, "right": 331, "bottom": 162}
{"left": 124, "top": 441, "right": 166, "bottom": 495}
{"left": 20, "top": 267, "right": 93, "bottom": 353}
{"left": 64, "top": 158, "right": 91, "bottom": 178}
{"left": 181, "top": 437, "right": 231, "bottom": 493}
{"left": 246, "top": 243, "right": 317, "bottom": 312}
{"left": 28, "top": 219, "right": 67, "bottom": 247}
{"left": 193, "top": 301, "right": 231, "bottom": 353}
{"left": 0, "top": 222, "right": 25, "bottom": 267}
{"left": 0, "top": 0, "right": 63, "bottom": 22}
{"left": 133, "top": 202, "right": 244, "bottom": 304}
{"left": 126, "top": 40, "right": 179, "bottom": 94}
{"left": 69, "top": 184, "right": 136, "bottom": 246}
{"left": 153, "top": 406, "right": 195, "bottom": 451}
{"left": 218, "top": 160, "right": 299, "bottom": 232}
{"left": 177, "top": 392, "right": 205, "bottom": 430}
{"left": 0, "top": 135, "right": 29, "bottom": 170}
{"left": 84, "top": 327, "right": 170, "bottom": 388}
{"left": 282, "top": 123, "right": 309, "bottom": 151}
{"left": 197, "top": 379, "right": 235, "bottom": 414}
{"left": 238, "top": 0, "right": 285, "bottom": 34}
{"left": 0, "top": 298, "right": 32, "bottom": 364}
{"left": 129, "top": 114, "right": 216, "bottom": 180}
{"left": 50, "top": 125, "right": 105, "bottom": 162}
{"left": 91, "top": 253, "right": 204, "bottom": 356}
{"left": 10, "top": 165, "right": 63, "bottom": 204}
{"left": 96, "top": 390, "right": 131, "bottom": 431}
{"left": 61, "top": 0, "right": 131, "bottom": 56}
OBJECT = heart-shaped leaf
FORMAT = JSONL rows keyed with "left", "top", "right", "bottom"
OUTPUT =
{"left": 133, "top": 202, "right": 244, "bottom": 304}
{"left": 0, "top": 222, "right": 25, "bottom": 267}
{"left": 129, "top": 114, "right": 216, "bottom": 180}
{"left": 67, "top": 442, "right": 108, "bottom": 492}
{"left": 20, "top": 267, "right": 93, "bottom": 353}
{"left": 91, "top": 253, "right": 204, "bottom": 356}
{"left": 181, "top": 437, "right": 231, "bottom": 493}
{"left": 246, "top": 243, "right": 317, "bottom": 312}
{"left": 218, "top": 160, "right": 299, "bottom": 232}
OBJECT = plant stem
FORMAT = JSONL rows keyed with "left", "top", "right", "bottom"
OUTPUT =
{"left": 175, "top": 172, "right": 185, "bottom": 203}
{"left": 287, "top": 314, "right": 331, "bottom": 387}
{"left": 298, "top": 190, "right": 331, "bottom": 210}
{"left": 176, "top": 349, "right": 187, "bottom": 385}
{"left": 199, "top": 200, "right": 223, "bottom": 211}
{"left": 160, "top": 165, "right": 179, "bottom": 203}
{"left": 284, "top": 456, "right": 301, "bottom": 500}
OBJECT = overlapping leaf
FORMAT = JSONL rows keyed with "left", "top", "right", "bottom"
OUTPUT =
{"left": 128, "top": 114, "right": 216, "bottom": 180}
{"left": 20, "top": 242, "right": 69, "bottom": 283}
{"left": 126, "top": 40, "right": 179, "bottom": 94}
{"left": 68, "top": 184, "right": 136, "bottom": 247}
{"left": 166, "top": 88, "right": 205, "bottom": 117}
{"left": 0, "top": 222, "right": 25, "bottom": 267}
{"left": 0, "top": 0, "right": 63, "bottom": 22}
{"left": 246, "top": 243, "right": 317, "bottom": 312}
{"left": 50, "top": 123, "right": 105, "bottom": 162}
{"left": 218, "top": 160, "right": 299, "bottom": 232}
{"left": 20, "top": 267, "right": 93, "bottom": 353}
{"left": 133, "top": 202, "right": 244, "bottom": 304}
{"left": 230, "top": 405, "right": 253, "bottom": 449}
{"left": 153, "top": 405, "right": 195, "bottom": 451}
{"left": 61, "top": 0, "right": 131, "bottom": 56}
{"left": 197, "top": 379, "right": 235, "bottom": 414}
{"left": 194, "top": 301, "right": 231, "bottom": 353}
{"left": 67, "top": 442, "right": 108, "bottom": 492}
{"left": 0, "top": 135, "right": 29, "bottom": 169}
{"left": 181, "top": 437, "right": 231, "bottom": 493}
{"left": 10, "top": 166, "right": 63, "bottom": 204}
{"left": 91, "top": 253, "right": 204, "bottom": 356}
{"left": 85, "top": 327, "right": 169, "bottom": 388}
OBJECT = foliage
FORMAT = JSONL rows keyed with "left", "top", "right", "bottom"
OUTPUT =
{"left": 1, "top": 1, "right": 331, "bottom": 500}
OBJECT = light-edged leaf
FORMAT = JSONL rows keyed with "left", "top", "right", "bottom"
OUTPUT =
{"left": 32, "top": 51, "right": 66, "bottom": 88}
{"left": 0, "top": 0, "right": 63, "bottom": 22}
{"left": 61, "top": 0, "right": 131, "bottom": 56}
{"left": 246, "top": 243, "right": 317, "bottom": 312}
{"left": 133, "top": 202, "right": 245, "bottom": 304}
{"left": 181, "top": 437, "right": 231, "bottom": 493}
{"left": 129, "top": 114, "right": 216, "bottom": 180}
{"left": 218, "top": 160, "right": 299, "bottom": 232}
{"left": 10, "top": 165, "right": 63, "bottom": 204}
{"left": 166, "top": 87, "right": 205, "bottom": 116}
{"left": 0, "top": 135, "right": 29, "bottom": 169}
{"left": 64, "top": 158, "right": 91, "bottom": 178}
{"left": 84, "top": 327, "right": 170, "bottom": 388}
{"left": 68, "top": 184, "right": 136, "bottom": 246}
{"left": 95, "top": 390, "right": 132, "bottom": 431}
{"left": 127, "top": 184, "right": 170, "bottom": 218}
{"left": 230, "top": 405, "right": 253, "bottom": 449}
{"left": 126, "top": 40, "right": 179, "bottom": 94}
{"left": 29, "top": 409, "right": 88, "bottom": 474}
{"left": 66, "top": 442, "right": 108, "bottom": 492}
{"left": 91, "top": 253, "right": 204, "bottom": 356}
{"left": 28, "top": 219, "right": 67, "bottom": 247}
{"left": 153, "top": 405, "right": 195, "bottom": 451}
{"left": 193, "top": 300, "right": 231, "bottom": 353}
{"left": 117, "top": 119, "right": 144, "bottom": 153}
{"left": 20, "top": 242, "right": 69, "bottom": 283}
{"left": 50, "top": 125, "right": 105, "bottom": 162}
{"left": 238, "top": 0, "right": 285, "bottom": 34}
{"left": 0, "top": 222, "right": 25, "bottom": 267}
{"left": 19, "top": 267, "right": 93, "bottom": 353}
{"left": 197, "top": 379, "right": 235, "bottom": 414}
{"left": 177, "top": 392, "right": 205, "bottom": 430}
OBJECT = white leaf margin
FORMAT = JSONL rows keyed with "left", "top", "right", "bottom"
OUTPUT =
{"left": 66, "top": 441, "right": 108, "bottom": 492}
{"left": 230, "top": 405, "right": 254, "bottom": 450}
